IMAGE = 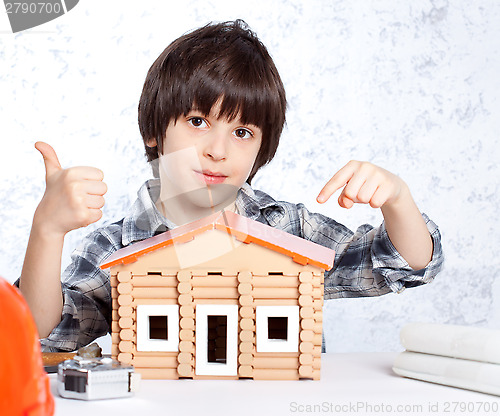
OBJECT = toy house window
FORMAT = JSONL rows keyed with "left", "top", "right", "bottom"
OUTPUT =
{"left": 256, "top": 306, "right": 299, "bottom": 352}
{"left": 136, "top": 305, "right": 179, "bottom": 352}
{"left": 195, "top": 305, "right": 238, "bottom": 376}
{"left": 268, "top": 316, "right": 288, "bottom": 340}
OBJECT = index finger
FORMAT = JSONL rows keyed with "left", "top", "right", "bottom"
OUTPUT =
{"left": 316, "top": 161, "right": 359, "bottom": 203}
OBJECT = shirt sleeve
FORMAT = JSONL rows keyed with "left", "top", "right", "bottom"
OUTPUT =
{"left": 294, "top": 204, "right": 444, "bottom": 300}
{"left": 40, "top": 226, "right": 121, "bottom": 352}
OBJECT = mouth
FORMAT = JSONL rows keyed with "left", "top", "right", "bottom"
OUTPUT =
{"left": 194, "top": 170, "right": 228, "bottom": 185}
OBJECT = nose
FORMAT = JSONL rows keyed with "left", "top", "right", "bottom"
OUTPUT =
{"left": 203, "top": 130, "right": 227, "bottom": 161}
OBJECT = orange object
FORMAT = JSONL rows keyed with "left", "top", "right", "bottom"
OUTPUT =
{"left": 0, "top": 277, "right": 54, "bottom": 416}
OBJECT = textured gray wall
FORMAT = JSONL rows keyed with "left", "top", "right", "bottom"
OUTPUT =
{"left": 1, "top": 0, "right": 499, "bottom": 352}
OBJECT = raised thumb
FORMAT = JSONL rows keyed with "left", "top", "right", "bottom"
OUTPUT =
{"left": 35, "top": 141, "right": 62, "bottom": 179}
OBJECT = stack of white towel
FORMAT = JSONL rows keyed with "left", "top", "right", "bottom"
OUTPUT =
{"left": 393, "top": 322, "right": 500, "bottom": 396}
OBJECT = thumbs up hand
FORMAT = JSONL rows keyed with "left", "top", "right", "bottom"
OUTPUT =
{"left": 34, "top": 142, "right": 107, "bottom": 237}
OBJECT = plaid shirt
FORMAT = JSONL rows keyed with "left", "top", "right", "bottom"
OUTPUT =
{"left": 34, "top": 179, "right": 443, "bottom": 352}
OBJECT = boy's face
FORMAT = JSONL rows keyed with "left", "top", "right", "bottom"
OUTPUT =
{"left": 155, "top": 103, "right": 262, "bottom": 211}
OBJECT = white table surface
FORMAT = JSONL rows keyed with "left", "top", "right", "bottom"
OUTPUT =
{"left": 50, "top": 352, "right": 500, "bottom": 416}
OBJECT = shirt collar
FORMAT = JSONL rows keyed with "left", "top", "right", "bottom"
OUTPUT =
{"left": 122, "top": 179, "right": 176, "bottom": 246}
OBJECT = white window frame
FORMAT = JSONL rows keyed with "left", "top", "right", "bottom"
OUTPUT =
{"left": 195, "top": 304, "right": 238, "bottom": 376}
{"left": 136, "top": 304, "right": 179, "bottom": 352}
{"left": 256, "top": 305, "right": 299, "bottom": 352}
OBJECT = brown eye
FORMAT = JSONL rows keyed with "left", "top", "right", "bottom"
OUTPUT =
{"left": 188, "top": 117, "right": 207, "bottom": 128}
{"left": 234, "top": 128, "right": 252, "bottom": 139}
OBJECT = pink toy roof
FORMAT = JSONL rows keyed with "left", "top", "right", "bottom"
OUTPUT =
{"left": 100, "top": 211, "right": 335, "bottom": 271}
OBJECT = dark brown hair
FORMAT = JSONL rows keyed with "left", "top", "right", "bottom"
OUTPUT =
{"left": 138, "top": 20, "right": 287, "bottom": 183}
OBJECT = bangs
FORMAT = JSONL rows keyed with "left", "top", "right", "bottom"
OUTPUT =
{"left": 177, "top": 42, "right": 283, "bottom": 131}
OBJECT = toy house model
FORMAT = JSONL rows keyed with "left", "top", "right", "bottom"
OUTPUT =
{"left": 101, "top": 210, "right": 334, "bottom": 380}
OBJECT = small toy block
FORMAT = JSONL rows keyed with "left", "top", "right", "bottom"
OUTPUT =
{"left": 110, "top": 276, "right": 118, "bottom": 287}
{"left": 178, "top": 341, "right": 194, "bottom": 353}
{"left": 177, "top": 270, "right": 192, "bottom": 282}
{"left": 192, "top": 276, "right": 236, "bottom": 287}
{"left": 299, "top": 342, "right": 314, "bottom": 354}
{"left": 112, "top": 310, "right": 119, "bottom": 321}
{"left": 239, "top": 331, "right": 254, "bottom": 343}
{"left": 239, "top": 306, "right": 254, "bottom": 318}
{"left": 111, "top": 332, "right": 120, "bottom": 344}
{"left": 312, "top": 299, "right": 322, "bottom": 309}
{"left": 132, "top": 287, "right": 178, "bottom": 299}
{"left": 300, "top": 330, "right": 314, "bottom": 342}
{"left": 253, "top": 357, "right": 299, "bottom": 369}
{"left": 253, "top": 287, "right": 298, "bottom": 299}
{"left": 238, "top": 365, "right": 253, "bottom": 377}
{"left": 313, "top": 357, "right": 321, "bottom": 369}
{"left": 193, "top": 299, "right": 238, "bottom": 306}
{"left": 117, "top": 271, "right": 132, "bottom": 283}
{"left": 111, "top": 289, "right": 118, "bottom": 300}
{"left": 118, "top": 352, "right": 133, "bottom": 365}
{"left": 251, "top": 276, "right": 299, "bottom": 288}
{"left": 178, "top": 294, "right": 193, "bottom": 305}
{"left": 111, "top": 321, "right": 120, "bottom": 333}
{"left": 299, "top": 271, "right": 313, "bottom": 283}
{"left": 239, "top": 318, "right": 254, "bottom": 331}
{"left": 312, "top": 287, "right": 322, "bottom": 299}
{"left": 314, "top": 310, "right": 323, "bottom": 322}
{"left": 252, "top": 369, "right": 299, "bottom": 380}
{"left": 313, "top": 333, "right": 322, "bottom": 346}
{"left": 180, "top": 305, "right": 195, "bottom": 317}
{"left": 253, "top": 299, "right": 297, "bottom": 306}
{"left": 239, "top": 342, "right": 253, "bottom": 354}
{"left": 298, "top": 365, "right": 313, "bottom": 378}
{"left": 112, "top": 298, "right": 119, "bottom": 309}
{"left": 238, "top": 353, "right": 253, "bottom": 365}
{"left": 132, "top": 356, "right": 178, "bottom": 368}
{"left": 118, "top": 340, "right": 133, "bottom": 353}
{"left": 177, "top": 363, "right": 194, "bottom": 377}
{"left": 117, "top": 282, "right": 132, "bottom": 295}
{"left": 312, "top": 369, "right": 320, "bottom": 380}
{"left": 300, "top": 318, "right": 314, "bottom": 330}
{"left": 299, "top": 354, "right": 313, "bottom": 365}
{"left": 239, "top": 295, "right": 253, "bottom": 306}
{"left": 192, "top": 287, "right": 239, "bottom": 298}
{"left": 312, "top": 322, "right": 322, "bottom": 333}
{"left": 118, "top": 305, "right": 133, "bottom": 317}
{"left": 111, "top": 344, "right": 119, "bottom": 357}
{"left": 179, "top": 329, "right": 195, "bottom": 342}
{"left": 177, "top": 282, "right": 191, "bottom": 294}
{"left": 177, "top": 352, "right": 192, "bottom": 364}
{"left": 120, "top": 329, "right": 134, "bottom": 341}
{"left": 132, "top": 298, "right": 178, "bottom": 306}
{"left": 299, "top": 282, "right": 313, "bottom": 295}
{"left": 237, "top": 271, "right": 252, "bottom": 283}
{"left": 131, "top": 276, "right": 177, "bottom": 287}
{"left": 298, "top": 295, "right": 313, "bottom": 307}
{"left": 312, "top": 346, "right": 321, "bottom": 356}
{"left": 136, "top": 368, "right": 180, "bottom": 380}
{"left": 119, "top": 317, "right": 134, "bottom": 329}
{"left": 237, "top": 282, "right": 252, "bottom": 295}
{"left": 117, "top": 294, "right": 132, "bottom": 306}
{"left": 300, "top": 306, "right": 314, "bottom": 319}
{"left": 180, "top": 317, "right": 195, "bottom": 329}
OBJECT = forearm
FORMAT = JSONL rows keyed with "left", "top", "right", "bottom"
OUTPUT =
{"left": 19, "top": 215, "right": 65, "bottom": 338}
{"left": 381, "top": 183, "right": 433, "bottom": 270}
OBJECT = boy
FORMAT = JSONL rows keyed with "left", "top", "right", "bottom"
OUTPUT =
{"left": 18, "top": 20, "right": 443, "bottom": 352}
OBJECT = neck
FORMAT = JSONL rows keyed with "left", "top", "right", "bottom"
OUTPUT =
{"left": 156, "top": 182, "right": 238, "bottom": 226}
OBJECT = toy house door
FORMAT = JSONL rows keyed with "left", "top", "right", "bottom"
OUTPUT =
{"left": 195, "top": 304, "right": 238, "bottom": 376}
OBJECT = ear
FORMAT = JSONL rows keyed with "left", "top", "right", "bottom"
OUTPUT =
{"left": 146, "top": 138, "right": 157, "bottom": 148}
